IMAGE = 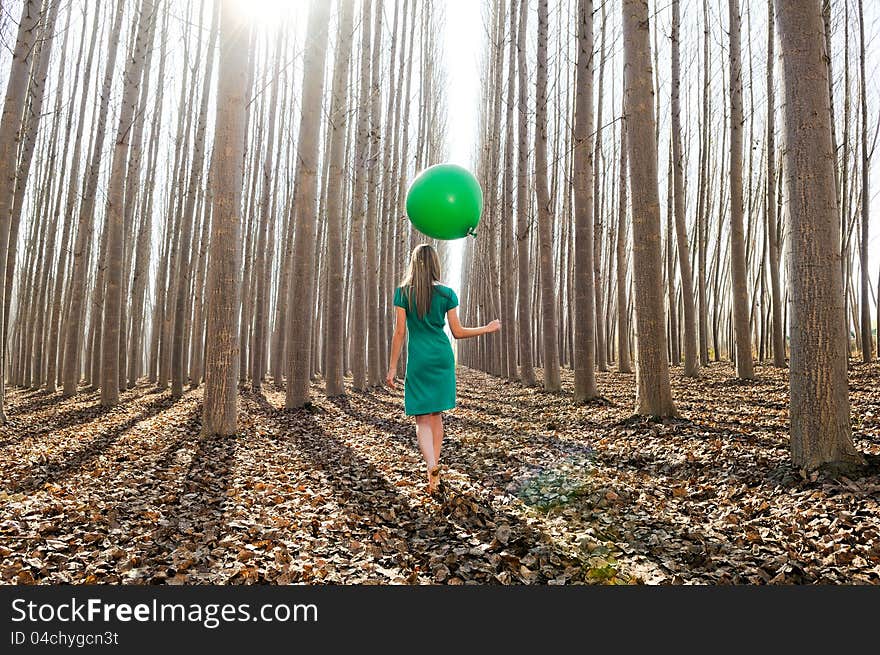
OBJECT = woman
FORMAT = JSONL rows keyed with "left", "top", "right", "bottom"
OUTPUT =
{"left": 386, "top": 244, "right": 501, "bottom": 495}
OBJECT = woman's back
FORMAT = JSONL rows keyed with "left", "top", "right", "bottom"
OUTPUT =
{"left": 393, "top": 282, "right": 458, "bottom": 416}
{"left": 393, "top": 283, "right": 458, "bottom": 336}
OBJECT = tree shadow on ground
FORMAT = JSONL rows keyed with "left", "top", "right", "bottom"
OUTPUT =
{"left": 4, "top": 388, "right": 61, "bottom": 414}
{"left": 0, "top": 401, "right": 115, "bottom": 448}
{"left": 253, "top": 393, "right": 593, "bottom": 584}
{"left": 326, "top": 393, "right": 595, "bottom": 497}
{"left": 145, "top": 417, "right": 239, "bottom": 583}
{"left": 6, "top": 394, "right": 177, "bottom": 495}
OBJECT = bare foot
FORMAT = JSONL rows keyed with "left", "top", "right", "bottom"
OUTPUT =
{"left": 427, "top": 465, "right": 441, "bottom": 494}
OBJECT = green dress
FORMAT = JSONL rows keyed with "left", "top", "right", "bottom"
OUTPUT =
{"left": 393, "top": 283, "right": 459, "bottom": 416}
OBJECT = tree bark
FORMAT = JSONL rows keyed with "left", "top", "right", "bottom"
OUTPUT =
{"left": 616, "top": 108, "right": 632, "bottom": 373}
{"left": 324, "top": 0, "right": 354, "bottom": 397}
{"left": 774, "top": 0, "right": 863, "bottom": 471}
{"left": 129, "top": 7, "right": 168, "bottom": 388}
{"left": 515, "top": 0, "right": 535, "bottom": 386}
{"left": 202, "top": 0, "right": 250, "bottom": 436}
{"left": 621, "top": 0, "right": 676, "bottom": 417}
{"left": 534, "top": 0, "right": 561, "bottom": 392}
{"left": 666, "top": 145, "right": 679, "bottom": 366}
{"left": 170, "top": 1, "right": 217, "bottom": 397}
{"left": 100, "top": 0, "right": 156, "bottom": 406}
{"left": 46, "top": 3, "right": 103, "bottom": 393}
{"left": 365, "top": 0, "right": 384, "bottom": 387}
{"left": 857, "top": 0, "right": 872, "bottom": 363}
{"left": 572, "top": 0, "right": 597, "bottom": 402}
{"left": 727, "top": 0, "right": 754, "bottom": 379}
{"left": 0, "top": 0, "right": 44, "bottom": 418}
{"left": 766, "top": 0, "right": 785, "bottom": 367}
{"left": 62, "top": 0, "right": 127, "bottom": 397}
{"left": 671, "top": 0, "right": 699, "bottom": 377}
{"left": 285, "top": 0, "right": 332, "bottom": 408}
{"left": 500, "top": 0, "right": 518, "bottom": 381}
{"left": 592, "top": 2, "right": 607, "bottom": 373}
{"left": 697, "top": 0, "right": 711, "bottom": 366}
{"left": 30, "top": 0, "right": 68, "bottom": 390}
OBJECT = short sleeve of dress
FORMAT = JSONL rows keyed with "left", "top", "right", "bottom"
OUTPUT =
{"left": 393, "top": 287, "right": 407, "bottom": 309}
{"left": 446, "top": 288, "right": 459, "bottom": 312}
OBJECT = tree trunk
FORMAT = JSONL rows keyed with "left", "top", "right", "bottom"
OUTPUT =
{"left": 45, "top": 3, "right": 103, "bottom": 393}
{"left": 534, "top": 0, "right": 561, "bottom": 392}
{"left": 774, "top": 0, "right": 863, "bottom": 471}
{"left": 0, "top": 0, "right": 40, "bottom": 419}
{"left": 285, "top": 0, "right": 332, "bottom": 408}
{"left": 202, "top": 0, "right": 250, "bottom": 436}
{"left": 592, "top": 2, "right": 607, "bottom": 373}
{"left": 31, "top": 0, "right": 70, "bottom": 390}
{"left": 727, "top": 0, "right": 754, "bottom": 379}
{"left": 100, "top": 0, "right": 156, "bottom": 407}
{"left": 617, "top": 108, "right": 632, "bottom": 373}
{"left": 697, "top": 0, "right": 711, "bottom": 366}
{"left": 857, "top": 0, "right": 872, "bottom": 363}
{"left": 621, "top": 0, "right": 676, "bottom": 417}
{"left": 347, "top": 0, "right": 372, "bottom": 391}
{"left": 572, "top": 0, "right": 597, "bottom": 402}
{"left": 500, "top": 0, "right": 518, "bottom": 381}
{"left": 62, "top": 0, "right": 127, "bottom": 397}
{"left": 171, "top": 1, "right": 217, "bottom": 398}
{"left": 365, "top": 0, "right": 384, "bottom": 387}
{"left": 324, "top": 0, "right": 354, "bottom": 397}
{"left": 515, "top": 0, "right": 535, "bottom": 386}
{"left": 666, "top": 145, "right": 679, "bottom": 366}
{"left": 671, "top": 0, "right": 699, "bottom": 377}
{"left": 766, "top": 0, "right": 785, "bottom": 367}
{"left": 129, "top": 7, "right": 168, "bottom": 388}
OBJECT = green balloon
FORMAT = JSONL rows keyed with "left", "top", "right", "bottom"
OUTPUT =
{"left": 405, "top": 163, "right": 482, "bottom": 240}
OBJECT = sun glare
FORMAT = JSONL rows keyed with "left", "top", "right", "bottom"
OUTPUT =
{"left": 230, "top": 0, "right": 301, "bottom": 26}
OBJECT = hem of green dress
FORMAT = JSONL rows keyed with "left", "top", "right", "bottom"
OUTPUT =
{"left": 405, "top": 403, "right": 456, "bottom": 417}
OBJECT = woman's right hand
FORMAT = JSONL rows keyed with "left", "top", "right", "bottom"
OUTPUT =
{"left": 385, "top": 369, "right": 397, "bottom": 389}
{"left": 487, "top": 319, "right": 502, "bottom": 333}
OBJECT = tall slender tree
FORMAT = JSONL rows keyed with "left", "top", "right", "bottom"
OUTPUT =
{"left": 202, "top": 0, "right": 251, "bottom": 436}
{"left": 365, "top": 0, "right": 384, "bottom": 387}
{"left": 250, "top": 31, "right": 282, "bottom": 393}
{"left": 285, "top": 0, "right": 332, "bottom": 408}
{"left": 616, "top": 111, "right": 632, "bottom": 373}
{"left": 62, "top": 0, "right": 127, "bottom": 397}
{"left": 696, "top": 0, "right": 711, "bottom": 366}
{"left": 100, "top": 0, "right": 156, "bottom": 406}
{"left": 500, "top": 0, "right": 518, "bottom": 381}
{"left": 324, "top": 0, "right": 355, "bottom": 398}
{"left": 515, "top": 0, "right": 536, "bottom": 386}
{"left": 534, "top": 0, "right": 561, "bottom": 392}
{"left": 774, "top": 0, "right": 863, "bottom": 471}
{"left": 670, "top": 0, "right": 699, "bottom": 377}
{"left": 348, "top": 0, "right": 373, "bottom": 391}
{"left": 592, "top": 2, "right": 608, "bottom": 373}
{"left": 572, "top": 0, "right": 597, "bottom": 402}
{"left": 766, "top": 0, "right": 784, "bottom": 367}
{"left": 0, "top": 0, "right": 44, "bottom": 420}
{"left": 622, "top": 0, "right": 676, "bottom": 417}
{"left": 857, "top": 0, "right": 872, "bottom": 363}
{"left": 727, "top": 0, "right": 754, "bottom": 379}
{"left": 172, "top": 0, "right": 218, "bottom": 398}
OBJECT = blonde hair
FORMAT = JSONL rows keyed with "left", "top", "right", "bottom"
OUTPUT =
{"left": 400, "top": 244, "right": 442, "bottom": 319}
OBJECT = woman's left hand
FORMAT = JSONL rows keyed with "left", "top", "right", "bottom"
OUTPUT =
{"left": 385, "top": 369, "right": 397, "bottom": 389}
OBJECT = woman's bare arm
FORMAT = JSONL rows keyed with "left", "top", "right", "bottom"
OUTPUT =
{"left": 386, "top": 307, "right": 407, "bottom": 387}
{"left": 446, "top": 308, "right": 501, "bottom": 340}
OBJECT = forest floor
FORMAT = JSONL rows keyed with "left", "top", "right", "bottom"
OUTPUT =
{"left": 1, "top": 361, "right": 880, "bottom": 585}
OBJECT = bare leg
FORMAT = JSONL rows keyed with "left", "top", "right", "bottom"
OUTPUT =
{"left": 430, "top": 412, "right": 444, "bottom": 463}
{"left": 415, "top": 415, "right": 439, "bottom": 491}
